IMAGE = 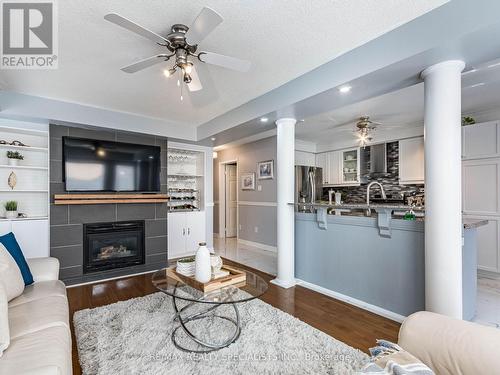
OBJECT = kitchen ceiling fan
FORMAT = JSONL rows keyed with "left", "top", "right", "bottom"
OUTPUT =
{"left": 354, "top": 116, "right": 382, "bottom": 147}
{"left": 104, "top": 7, "right": 251, "bottom": 99}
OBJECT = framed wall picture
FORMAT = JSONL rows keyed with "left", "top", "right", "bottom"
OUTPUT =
{"left": 241, "top": 173, "right": 255, "bottom": 190}
{"left": 257, "top": 160, "right": 274, "bottom": 179}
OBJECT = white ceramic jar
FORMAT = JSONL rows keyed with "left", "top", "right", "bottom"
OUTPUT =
{"left": 195, "top": 242, "right": 211, "bottom": 283}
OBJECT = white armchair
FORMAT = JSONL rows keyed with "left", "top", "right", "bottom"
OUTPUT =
{"left": 27, "top": 257, "right": 60, "bottom": 282}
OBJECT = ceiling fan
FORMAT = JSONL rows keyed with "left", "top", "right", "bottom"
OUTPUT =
{"left": 104, "top": 7, "right": 251, "bottom": 99}
{"left": 354, "top": 116, "right": 382, "bottom": 147}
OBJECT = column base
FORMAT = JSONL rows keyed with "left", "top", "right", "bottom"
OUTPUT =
{"left": 270, "top": 278, "right": 296, "bottom": 289}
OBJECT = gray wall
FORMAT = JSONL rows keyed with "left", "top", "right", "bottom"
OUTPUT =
{"left": 213, "top": 136, "right": 277, "bottom": 247}
{"left": 49, "top": 124, "right": 168, "bottom": 285}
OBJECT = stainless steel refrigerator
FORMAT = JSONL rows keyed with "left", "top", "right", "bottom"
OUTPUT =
{"left": 295, "top": 166, "right": 323, "bottom": 212}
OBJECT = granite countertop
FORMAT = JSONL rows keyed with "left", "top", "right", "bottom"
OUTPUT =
{"left": 290, "top": 202, "right": 425, "bottom": 211}
{"left": 463, "top": 219, "right": 489, "bottom": 229}
{"left": 291, "top": 202, "right": 488, "bottom": 229}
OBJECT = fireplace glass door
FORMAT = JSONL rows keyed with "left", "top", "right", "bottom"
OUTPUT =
{"left": 83, "top": 221, "right": 145, "bottom": 273}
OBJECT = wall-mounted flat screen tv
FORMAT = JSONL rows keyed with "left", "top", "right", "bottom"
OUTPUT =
{"left": 63, "top": 137, "right": 161, "bottom": 192}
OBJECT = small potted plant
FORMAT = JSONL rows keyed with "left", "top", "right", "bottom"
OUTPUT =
{"left": 462, "top": 116, "right": 476, "bottom": 126}
{"left": 4, "top": 201, "right": 18, "bottom": 219}
{"left": 6, "top": 151, "right": 24, "bottom": 166}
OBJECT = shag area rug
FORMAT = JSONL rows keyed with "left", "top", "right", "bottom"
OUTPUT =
{"left": 74, "top": 292, "right": 368, "bottom": 374}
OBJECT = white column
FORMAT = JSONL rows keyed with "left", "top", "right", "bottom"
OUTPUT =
{"left": 421, "top": 60, "right": 465, "bottom": 319}
{"left": 271, "top": 118, "right": 297, "bottom": 288}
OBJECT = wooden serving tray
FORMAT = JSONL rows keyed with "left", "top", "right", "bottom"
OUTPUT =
{"left": 167, "top": 265, "right": 246, "bottom": 293}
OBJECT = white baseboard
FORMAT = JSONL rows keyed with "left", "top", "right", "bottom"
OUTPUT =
{"left": 295, "top": 278, "right": 406, "bottom": 323}
{"left": 238, "top": 239, "right": 277, "bottom": 253}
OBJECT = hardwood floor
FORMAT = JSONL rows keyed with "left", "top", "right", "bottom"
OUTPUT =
{"left": 67, "top": 260, "right": 400, "bottom": 374}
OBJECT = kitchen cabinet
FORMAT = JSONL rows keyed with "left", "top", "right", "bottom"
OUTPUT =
{"left": 340, "top": 148, "right": 360, "bottom": 185}
{"left": 463, "top": 215, "right": 500, "bottom": 273}
{"left": 0, "top": 218, "right": 49, "bottom": 258}
{"left": 462, "top": 159, "right": 500, "bottom": 215}
{"left": 462, "top": 121, "right": 500, "bottom": 160}
{"left": 315, "top": 153, "right": 329, "bottom": 185}
{"left": 316, "top": 149, "right": 360, "bottom": 186}
{"left": 168, "top": 209, "right": 206, "bottom": 259}
{"left": 295, "top": 151, "right": 316, "bottom": 166}
{"left": 399, "top": 137, "right": 425, "bottom": 185}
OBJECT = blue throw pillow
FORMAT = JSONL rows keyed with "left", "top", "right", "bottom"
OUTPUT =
{"left": 0, "top": 232, "right": 33, "bottom": 285}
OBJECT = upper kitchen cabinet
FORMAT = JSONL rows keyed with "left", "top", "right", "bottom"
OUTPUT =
{"left": 462, "top": 121, "right": 500, "bottom": 160}
{"left": 315, "top": 149, "right": 359, "bottom": 186}
{"left": 315, "top": 152, "right": 329, "bottom": 184}
{"left": 399, "top": 137, "right": 425, "bottom": 185}
{"left": 340, "top": 148, "right": 360, "bottom": 185}
{"left": 295, "top": 151, "right": 316, "bottom": 166}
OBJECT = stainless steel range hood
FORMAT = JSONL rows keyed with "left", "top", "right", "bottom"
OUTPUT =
{"left": 361, "top": 143, "right": 387, "bottom": 177}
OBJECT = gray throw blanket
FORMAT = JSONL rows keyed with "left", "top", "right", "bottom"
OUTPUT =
{"left": 359, "top": 340, "right": 434, "bottom": 375}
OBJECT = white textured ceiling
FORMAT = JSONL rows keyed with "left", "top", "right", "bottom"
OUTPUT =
{"left": 1, "top": 0, "right": 447, "bottom": 128}
{"left": 297, "top": 59, "right": 500, "bottom": 146}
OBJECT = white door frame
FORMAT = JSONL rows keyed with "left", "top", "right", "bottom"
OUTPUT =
{"left": 218, "top": 159, "right": 239, "bottom": 239}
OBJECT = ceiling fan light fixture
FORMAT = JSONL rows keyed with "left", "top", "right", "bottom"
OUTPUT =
{"left": 163, "top": 68, "right": 176, "bottom": 78}
{"left": 183, "top": 73, "right": 192, "bottom": 84}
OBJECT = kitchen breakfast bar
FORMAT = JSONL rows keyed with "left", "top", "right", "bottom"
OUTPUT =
{"left": 292, "top": 203, "right": 487, "bottom": 321}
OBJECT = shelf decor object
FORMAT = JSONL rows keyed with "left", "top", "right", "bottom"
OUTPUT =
{"left": 4, "top": 200, "right": 18, "bottom": 219}
{"left": 6, "top": 151, "right": 24, "bottom": 166}
{"left": 53, "top": 193, "right": 169, "bottom": 205}
{"left": 8, "top": 172, "right": 17, "bottom": 190}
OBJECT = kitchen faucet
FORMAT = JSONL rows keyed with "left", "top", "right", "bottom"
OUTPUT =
{"left": 366, "top": 181, "right": 386, "bottom": 205}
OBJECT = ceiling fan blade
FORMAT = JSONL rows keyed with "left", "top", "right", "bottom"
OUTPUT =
{"left": 185, "top": 7, "right": 223, "bottom": 45}
{"left": 187, "top": 65, "right": 203, "bottom": 92}
{"left": 104, "top": 13, "right": 168, "bottom": 45}
{"left": 199, "top": 51, "right": 251, "bottom": 72}
{"left": 121, "top": 55, "right": 169, "bottom": 73}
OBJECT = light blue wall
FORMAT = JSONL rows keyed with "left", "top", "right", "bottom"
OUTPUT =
{"left": 295, "top": 213, "right": 425, "bottom": 317}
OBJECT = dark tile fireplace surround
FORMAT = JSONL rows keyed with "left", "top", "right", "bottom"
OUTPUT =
{"left": 49, "top": 124, "right": 168, "bottom": 285}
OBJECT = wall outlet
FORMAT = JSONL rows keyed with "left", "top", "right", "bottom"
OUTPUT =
{"left": 254, "top": 226, "right": 259, "bottom": 233}
{"left": 257, "top": 185, "right": 262, "bottom": 191}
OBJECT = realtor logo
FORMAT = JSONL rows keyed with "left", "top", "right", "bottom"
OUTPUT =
{"left": 1, "top": 0, "right": 58, "bottom": 69}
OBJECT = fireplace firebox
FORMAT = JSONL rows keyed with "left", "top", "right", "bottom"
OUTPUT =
{"left": 83, "top": 221, "right": 145, "bottom": 273}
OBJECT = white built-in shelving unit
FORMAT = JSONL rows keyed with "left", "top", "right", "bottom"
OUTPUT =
{"left": 0, "top": 118, "right": 49, "bottom": 257}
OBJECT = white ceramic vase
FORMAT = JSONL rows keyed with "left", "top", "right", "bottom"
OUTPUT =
{"left": 195, "top": 242, "right": 211, "bottom": 283}
{"left": 5, "top": 211, "right": 17, "bottom": 219}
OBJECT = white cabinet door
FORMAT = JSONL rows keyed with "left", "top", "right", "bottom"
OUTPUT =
{"left": 167, "top": 213, "right": 186, "bottom": 259}
{"left": 462, "top": 159, "right": 500, "bottom": 215}
{"left": 315, "top": 153, "right": 329, "bottom": 184}
{"left": 462, "top": 121, "right": 500, "bottom": 160}
{"left": 184, "top": 211, "right": 206, "bottom": 255}
{"left": 399, "top": 137, "right": 425, "bottom": 185}
{"left": 464, "top": 215, "right": 499, "bottom": 273}
{"left": 11, "top": 219, "right": 49, "bottom": 258}
{"left": 327, "top": 151, "right": 341, "bottom": 185}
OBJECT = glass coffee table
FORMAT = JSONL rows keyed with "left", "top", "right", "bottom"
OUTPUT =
{"left": 152, "top": 266, "right": 268, "bottom": 353}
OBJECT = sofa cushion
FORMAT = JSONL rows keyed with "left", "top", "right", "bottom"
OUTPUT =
{"left": 8, "top": 295, "right": 69, "bottom": 340}
{"left": 0, "top": 244, "right": 24, "bottom": 301}
{"left": 8, "top": 280, "right": 67, "bottom": 308}
{"left": 0, "top": 232, "right": 33, "bottom": 285}
{"left": 0, "top": 325, "right": 71, "bottom": 375}
{"left": 0, "top": 282, "right": 9, "bottom": 357}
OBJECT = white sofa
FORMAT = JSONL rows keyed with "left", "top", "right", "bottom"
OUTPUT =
{"left": 0, "top": 257, "right": 72, "bottom": 375}
{"left": 398, "top": 311, "right": 500, "bottom": 375}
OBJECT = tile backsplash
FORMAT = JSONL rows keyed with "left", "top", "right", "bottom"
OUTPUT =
{"left": 322, "top": 142, "right": 425, "bottom": 203}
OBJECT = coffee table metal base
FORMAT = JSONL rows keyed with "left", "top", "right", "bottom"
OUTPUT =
{"left": 171, "top": 295, "right": 241, "bottom": 353}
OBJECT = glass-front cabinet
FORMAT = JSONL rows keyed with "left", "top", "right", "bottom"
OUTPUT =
{"left": 341, "top": 148, "right": 360, "bottom": 185}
